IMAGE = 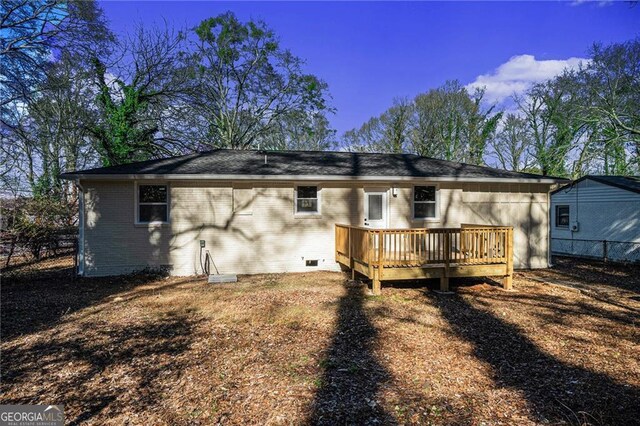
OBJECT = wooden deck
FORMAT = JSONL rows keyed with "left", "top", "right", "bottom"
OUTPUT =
{"left": 335, "top": 224, "right": 514, "bottom": 295}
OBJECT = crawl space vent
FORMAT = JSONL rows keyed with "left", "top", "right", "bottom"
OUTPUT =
{"left": 306, "top": 259, "right": 319, "bottom": 267}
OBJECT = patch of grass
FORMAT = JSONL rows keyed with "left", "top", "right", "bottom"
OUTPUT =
{"left": 389, "top": 293, "right": 417, "bottom": 304}
{"left": 210, "top": 401, "right": 219, "bottom": 416}
{"left": 318, "top": 358, "right": 336, "bottom": 369}
{"left": 347, "top": 362, "right": 360, "bottom": 373}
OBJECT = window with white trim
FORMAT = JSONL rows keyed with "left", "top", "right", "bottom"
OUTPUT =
{"left": 413, "top": 185, "right": 437, "bottom": 219}
{"left": 138, "top": 184, "right": 169, "bottom": 223}
{"left": 296, "top": 185, "right": 319, "bottom": 214}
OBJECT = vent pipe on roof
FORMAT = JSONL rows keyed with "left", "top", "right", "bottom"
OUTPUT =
{"left": 264, "top": 153, "right": 267, "bottom": 165}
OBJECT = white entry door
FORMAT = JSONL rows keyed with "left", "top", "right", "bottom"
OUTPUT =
{"left": 364, "top": 190, "right": 388, "bottom": 228}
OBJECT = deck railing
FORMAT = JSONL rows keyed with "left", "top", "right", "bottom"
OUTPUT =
{"left": 336, "top": 223, "right": 513, "bottom": 277}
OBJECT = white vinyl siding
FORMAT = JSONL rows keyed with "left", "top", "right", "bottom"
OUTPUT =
{"left": 81, "top": 180, "right": 552, "bottom": 276}
{"left": 233, "top": 184, "right": 254, "bottom": 215}
{"left": 551, "top": 178, "right": 640, "bottom": 244}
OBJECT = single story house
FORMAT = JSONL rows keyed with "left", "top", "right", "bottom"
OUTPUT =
{"left": 61, "top": 150, "right": 565, "bottom": 280}
{"left": 551, "top": 175, "right": 640, "bottom": 262}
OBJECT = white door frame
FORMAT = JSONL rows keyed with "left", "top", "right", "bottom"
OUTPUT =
{"left": 363, "top": 188, "right": 389, "bottom": 228}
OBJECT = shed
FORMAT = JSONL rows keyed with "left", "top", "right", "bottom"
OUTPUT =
{"left": 550, "top": 175, "right": 640, "bottom": 262}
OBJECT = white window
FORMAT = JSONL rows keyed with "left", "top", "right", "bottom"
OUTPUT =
{"left": 137, "top": 184, "right": 169, "bottom": 223}
{"left": 413, "top": 185, "right": 437, "bottom": 219}
{"left": 295, "top": 185, "right": 319, "bottom": 214}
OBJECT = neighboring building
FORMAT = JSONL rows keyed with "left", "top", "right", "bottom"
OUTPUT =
{"left": 61, "top": 150, "right": 565, "bottom": 277}
{"left": 551, "top": 175, "right": 640, "bottom": 262}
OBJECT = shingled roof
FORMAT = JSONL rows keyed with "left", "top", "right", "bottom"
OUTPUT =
{"left": 61, "top": 149, "right": 565, "bottom": 182}
{"left": 552, "top": 175, "right": 640, "bottom": 194}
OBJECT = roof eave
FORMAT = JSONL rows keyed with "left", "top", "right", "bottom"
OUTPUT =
{"left": 551, "top": 175, "right": 640, "bottom": 195}
{"left": 61, "top": 173, "right": 565, "bottom": 184}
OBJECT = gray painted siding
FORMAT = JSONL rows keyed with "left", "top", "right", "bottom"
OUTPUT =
{"left": 551, "top": 178, "right": 640, "bottom": 261}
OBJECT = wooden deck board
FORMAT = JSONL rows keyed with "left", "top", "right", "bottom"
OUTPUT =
{"left": 335, "top": 224, "right": 514, "bottom": 295}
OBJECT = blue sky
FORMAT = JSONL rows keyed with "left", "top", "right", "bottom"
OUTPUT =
{"left": 99, "top": 1, "right": 640, "bottom": 136}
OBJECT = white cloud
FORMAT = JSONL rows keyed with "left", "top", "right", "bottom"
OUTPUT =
{"left": 466, "top": 54, "right": 589, "bottom": 104}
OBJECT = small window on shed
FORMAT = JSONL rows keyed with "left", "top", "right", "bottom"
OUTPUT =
{"left": 556, "top": 205, "right": 570, "bottom": 228}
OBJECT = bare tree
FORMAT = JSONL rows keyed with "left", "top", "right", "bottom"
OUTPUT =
{"left": 574, "top": 40, "right": 640, "bottom": 174}
{"left": 1, "top": 0, "right": 111, "bottom": 195}
{"left": 345, "top": 98, "right": 412, "bottom": 153}
{"left": 380, "top": 99, "right": 412, "bottom": 153}
{"left": 183, "top": 12, "right": 331, "bottom": 150}
{"left": 1, "top": 0, "right": 111, "bottom": 113}
{"left": 346, "top": 81, "right": 501, "bottom": 163}
{"left": 261, "top": 111, "right": 336, "bottom": 151}
{"left": 515, "top": 83, "right": 573, "bottom": 177}
{"left": 343, "top": 117, "right": 382, "bottom": 152}
{"left": 491, "top": 114, "right": 533, "bottom": 172}
{"left": 0, "top": 53, "right": 98, "bottom": 197}
{"left": 88, "top": 24, "right": 191, "bottom": 165}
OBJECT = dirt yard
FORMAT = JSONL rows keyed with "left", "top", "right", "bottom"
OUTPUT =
{"left": 1, "top": 256, "right": 639, "bottom": 425}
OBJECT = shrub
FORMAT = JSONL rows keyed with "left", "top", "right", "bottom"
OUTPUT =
{"left": 1, "top": 196, "right": 77, "bottom": 265}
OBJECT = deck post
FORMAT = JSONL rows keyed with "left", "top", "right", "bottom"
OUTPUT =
{"left": 378, "top": 230, "right": 384, "bottom": 281}
{"left": 349, "top": 227, "right": 355, "bottom": 280}
{"left": 440, "top": 275, "right": 449, "bottom": 292}
{"left": 367, "top": 231, "right": 374, "bottom": 280}
{"left": 502, "top": 227, "right": 514, "bottom": 290}
{"left": 371, "top": 270, "right": 382, "bottom": 296}
{"left": 502, "top": 274, "right": 512, "bottom": 290}
{"left": 441, "top": 231, "right": 451, "bottom": 291}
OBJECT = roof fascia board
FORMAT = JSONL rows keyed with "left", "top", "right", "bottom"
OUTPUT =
{"left": 586, "top": 175, "right": 640, "bottom": 195}
{"left": 63, "top": 173, "right": 564, "bottom": 184}
{"left": 551, "top": 176, "right": 640, "bottom": 195}
{"left": 550, "top": 177, "right": 583, "bottom": 195}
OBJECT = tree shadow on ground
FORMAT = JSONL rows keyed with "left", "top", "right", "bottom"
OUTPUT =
{"left": 548, "top": 256, "right": 640, "bottom": 294}
{"left": 1, "top": 264, "right": 190, "bottom": 340}
{"left": 308, "top": 280, "right": 395, "bottom": 425}
{"left": 1, "top": 310, "right": 200, "bottom": 425}
{"left": 309, "top": 278, "right": 474, "bottom": 425}
{"left": 473, "top": 288, "right": 638, "bottom": 335}
{"left": 431, "top": 292, "right": 640, "bottom": 425}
